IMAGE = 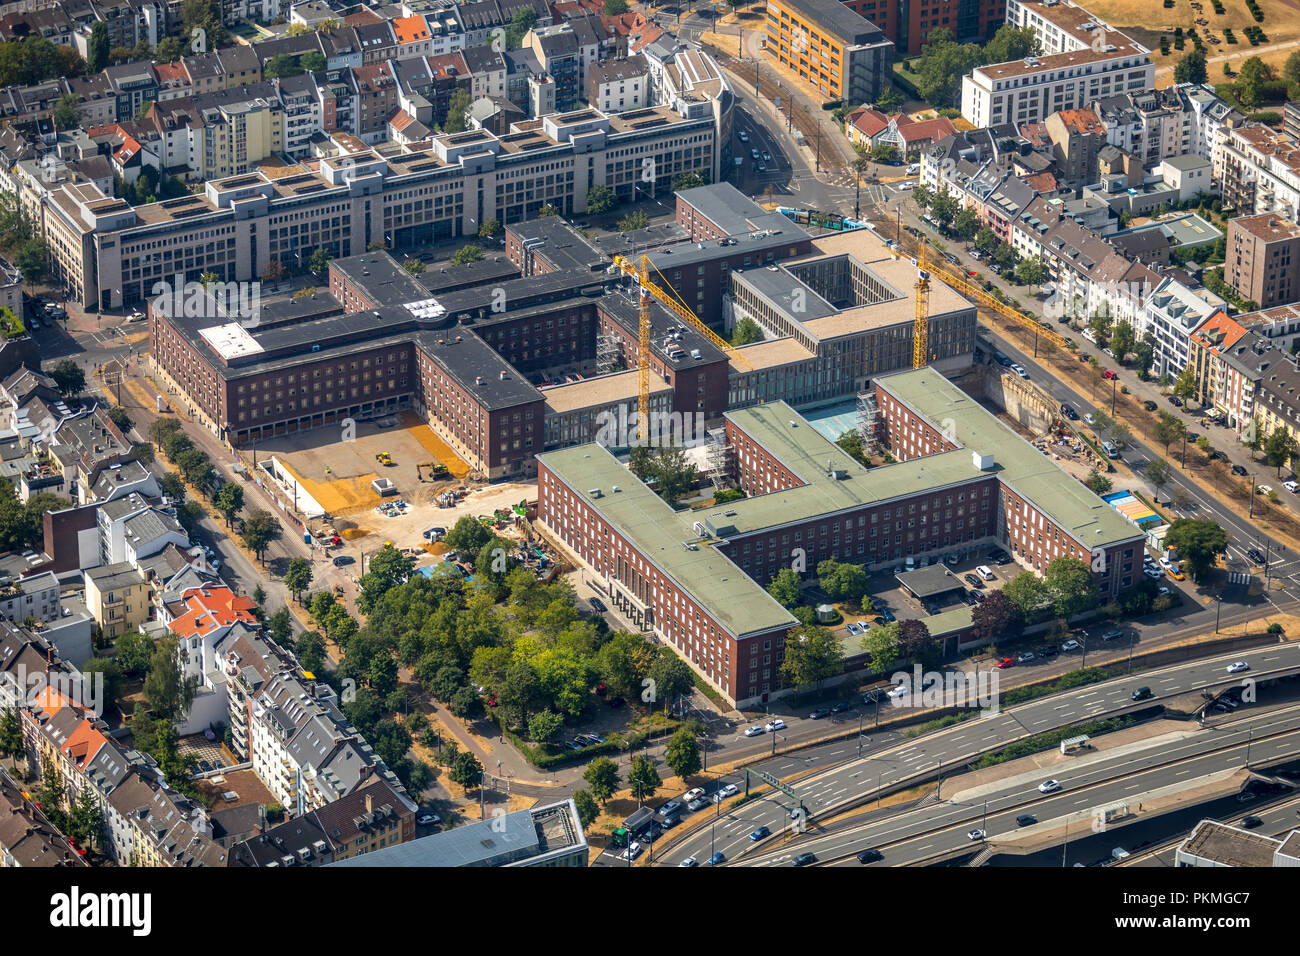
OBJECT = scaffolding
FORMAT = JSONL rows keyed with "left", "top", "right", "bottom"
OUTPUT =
{"left": 705, "top": 427, "right": 735, "bottom": 491}
{"left": 595, "top": 332, "right": 621, "bottom": 374}
{"left": 856, "top": 391, "right": 880, "bottom": 454}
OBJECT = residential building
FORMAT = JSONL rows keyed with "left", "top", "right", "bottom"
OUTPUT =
{"left": 1226, "top": 214, "right": 1300, "bottom": 310}
{"left": 586, "top": 56, "right": 648, "bottom": 114}
{"left": 962, "top": 0, "right": 1153, "bottom": 128}
{"left": 764, "top": 0, "right": 894, "bottom": 104}
{"left": 1138, "top": 279, "right": 1223, "bottom": 379}
{"left": 83, "top": 562, "right": 149, "bottom": 641}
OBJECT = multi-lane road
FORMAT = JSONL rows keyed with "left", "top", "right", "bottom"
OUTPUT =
{"left": 648, "top": 645, "right": 1300, "bottom": 865}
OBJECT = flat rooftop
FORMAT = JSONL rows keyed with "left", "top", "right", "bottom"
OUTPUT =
{"left": 896, "top": 564, "right": 967, "bottom": 599}
{"left": 1179, "top": 820, "right": 1283, "bottom": 867}
{"left": 540, "top": 368, "right": 671, "bottom": 415}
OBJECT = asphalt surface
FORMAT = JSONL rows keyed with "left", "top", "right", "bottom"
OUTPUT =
{"left": 645, "top": 644, "right": 1300, "bottom": 865}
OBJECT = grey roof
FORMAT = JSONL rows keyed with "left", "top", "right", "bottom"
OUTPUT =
{"left": 122, "top": 507, "right": 183, "bottom": 548}
{"left": 85, "top": 562, "right": 142, "bottom": 591}
{"left": 767, "top": 0, "right": 885, "bottom": 45}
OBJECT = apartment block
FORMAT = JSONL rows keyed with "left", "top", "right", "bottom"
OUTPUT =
{"left": 765, "top": 0, "right": 895, "bottom": 104}
{"left": 1227, "top": 214, "right": 1300, "bottom": 310}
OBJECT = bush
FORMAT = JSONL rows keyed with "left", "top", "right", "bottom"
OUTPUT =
{"left": 1267, "top": 622, "right": 1284, "bottom": 635}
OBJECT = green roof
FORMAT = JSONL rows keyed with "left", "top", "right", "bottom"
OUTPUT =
{"left": 538, "top": 370, "right": 1140, "bottom": 639}
{"left": 536, "top": 444, "right": 797, "bottom": 639}
{"left": 876, "top": 369, "right": 1143, "bottom": 550}
{"left": 923, "top": 605, "right": 975, "bottom": 637}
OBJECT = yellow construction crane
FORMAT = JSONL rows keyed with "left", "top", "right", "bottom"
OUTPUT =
{"left": 613, "top": 254, "right": 753, "bottom": 440}
{"left": 913, "top": 268, "right": 930, "bottom": 369}
{"left": 890, "top": 237, "right": 1071, "bottom": 356}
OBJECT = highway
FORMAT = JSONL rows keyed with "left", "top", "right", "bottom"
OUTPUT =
{"left": 742, "top": 703, "right": 1300, "bottom": 867}
{"left": 649, "top": 643, "right": 1300, "bottom": 865}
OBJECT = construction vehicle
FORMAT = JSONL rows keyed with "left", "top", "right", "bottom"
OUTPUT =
{"left": 376, "top": 452, "right": 393, "bottom": 466}
{"left": 416, "top": 461, "right": 450, "bottom": 482}
{"left": 612, "top": 254, "right": 753, "bottom": 441}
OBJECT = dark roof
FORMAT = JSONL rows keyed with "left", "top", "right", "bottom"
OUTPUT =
{"left": 770, "top": 0, "right": 885, "bottom": 45}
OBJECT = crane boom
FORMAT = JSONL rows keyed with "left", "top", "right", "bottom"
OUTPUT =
{"left": 613, "top": 254, "right": 755, "bottom": 441}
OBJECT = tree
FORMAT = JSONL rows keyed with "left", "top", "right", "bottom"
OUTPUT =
{"left": 115, "top": 632, "right": 155, "bottom": 678}
{"left": 1110, "top": 320, "right": 1136, "bottom": 364}
{"left": 268, "top": 606, "right": 293, "bottom": 646}
{"left": 584, "top": 755, "right": 620, "bottom": 805}
{"left": 504, "top": 8, "right": 537, "bottom": 48}
{"left": 213, "top": 482, "right": 244, "bottom": 526}
{"left": 49, "top": 359, "right": 86, "bottom": 398}
{"left": 647, "top": 653, "right": 693, "bottom": 713}
{"left": 528, "top": 709, "right": 564, "bottom": 744}
{"left": 1043, "top": 557, "right": 1098, "bottom": 620}
{"left": 861, "top": 621, "right": 900, "bottom": 672}
{"left": 913, "top": 30, "right": 984, "bottom": 106}
{"left": 573, "top": 789, "right": 600, "bottom": 829}
{"left": 301, "top": 51, "right": 326, "bottom": 72}
{"left": 52, "top": 93, "right": 81, "bottom": 132}
{"left": 672, "top": 170, "right": 707, "bottom": 191}
{"left": 731, "top": 316, "right": 763, "bottom": 346}
{"left": 993, "top": 242, "right": 1019, "bottom": 272}
{"left": 358, "top": 545, "right": 415, "bottom": 613}
{"left": 1014, "top": 256, "right": 1046, "bottom": 288}
{"left": 265, "top": 52, "right": 303, "bottom": 79}
{"left": 1236, "top": 56, "right": 1273, "bottom": 110}
{"left": 930, "top": 187, "right": 959, "bottom": 228}
{"left": 239, "top": 510, "right": 279, "bottom": 564}
{"left": 450, "top": 749, "right": 484, "bottom": 790}
{"left": 781, "top": 624, "right": 844, "bottom": 689}
{"left": 1264, "top": 427, "right": 1297, "bottom": 475}
{"left": 1134, "top": 332, "right": 1156, "bottom": 378}
{"left": 143, "top": 634, "right": 198, "bottom": 721}
{"left": 664, "top": 726, "right": 702, "bottom": 780}
{"left": 586, "top": 183, "right": 617, "bottom": 215}
{"left": 898, "top": 617, "right": 935, "bottom": 662}
{"left": 88, "top": 21, "right": 110, "bottom": 72}
{"left": 1084, "top": 467, "right": 1112, "bottom": 495}
{"left": 284, "top": 557, "right": 313, "bottom": 603}
{"left": 445, "top": 514, "right": 493, "bottom": 553}
{"left": 970, "top": 590, "right": 1023, "bottom": 645}
{"left": 539, "top": 203, "right": 559, "bottom": 217}
{"left": 912, "top": 183, "right": 935, "bottom": 211}
{"left": 451, "top": 243, "right": 484, "bottom": 266}
{"left": 1173, "top": 367, "right": 1197, "bottom": 401}
{"left": 1174, "top": 48, "right": 1208, "bottom": 85}
{"left": 1154, "top": 412, "right": 1185, "bottom": 455}
{"left": 1285, "top": 49, "right": 1300, "bottom": 87}
{"left": 952, "top": 207, "right": 980, "bottom": 242}
{"left": 80, "top": 657, "right": 124, "bottom": 705}
{"left": 477, "top": 218, "right": 502, "bottom": 239}
{"left": 0, "top": 707, "right": 23, "bottom": 768}
{"left": 767, "top": 567, "right": 802, "bottom": 607}
{"left": 817, "top": 559, "right": 869, "bottom": 605}
{"left": 627, "top": 754, "right": 661, "bottom": 805}
{"left": 604, "top": 0, "right": 629, "bottom": 12}
{"left": 155, "top": 37, "right": 183, "bottom": 63}
{"left": 974, "top": 227, "right": 1000, "bottom": 256}
{"left": 618, "top": 209, "right": 649, "bottom": 233}
{"left": 1002, "top": 571, "right": 1050, "bottom": 617}
{"left": 1145, "top": 459, "right": 1172, "bottom": 498}
{"left": 982, "top": 24, "right": 1040, "bottom": 63}
{"left": 69, "top": 783, "right": 105, "bottom": 850}
{"left": 1164, "top": 518, "right": 1228, "bottom": 583}
{"left": 444, "top": 87, "right": 473, "bottom": 133}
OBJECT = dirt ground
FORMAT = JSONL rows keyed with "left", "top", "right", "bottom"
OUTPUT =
{"left": 252, "top": 411, "right": 471, "bottom": 518}
{"left": 1082, "top": 0, "right": 1300, "bottom": 80}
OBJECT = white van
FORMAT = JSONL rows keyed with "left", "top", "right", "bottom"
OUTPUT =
{"left": 1081, "top": 328, "right": 1097, "bottom": 345}
{"left": 906, "top": 163, "right": 921, "bottom": 175}
{"left": 976, "top": 565, "right": 995, "bottom": 581}
{"left": 1102, "top": 441, "right": 1119, "bottom": 459}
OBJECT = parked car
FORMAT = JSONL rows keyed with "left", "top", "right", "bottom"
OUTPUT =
{"left": 1102, "top": 369, "right": 1117, "bottom": 380}
{"left": 1169, "top": 395, "right": 1183, "bottom": 407}
{"left": 1061, "top": 639, "right": 1082, "bottom": 652}
{"left": 588, "top": 597, "right": 607, "bottom": 613}
{"left": 1242, "top": 816, "right": 1263, "bottom": 829}
{"left": 687, "top": 798, "right": 708, "bottom": 812}
{"left": 976, "top": 565, "right": 995, "bottom": 580}
{"left": 965, "top": 572, "right": 984, "bottom": 588}
{"left": 417, "top": 812, "right": 441, "bottom": 826}
{"left": 716, "top": 783, "right": 739, "bottom": 800}
{"left": 744, "top": 725, "right": 765, "bottom": 737}
{"left": 765, "top": 718, "right": 786, "bottom": 732}
{"left": 332, "top": 555, "right": 355, "bottom": 567}
{"left": 1142, "top": 400, "right": 1158, "bottom": 411}
{"left": 809, "top": 707, "right": 831, "bottom": 720}
{"left": 1231, "top": 464, "right": 1249, "bottom": 477}
{"left": 1101, "top": 628, "right": 1125, "bottom": 642}
{"left": 1038, "top": 645, "right": 1058, "bottom": 658}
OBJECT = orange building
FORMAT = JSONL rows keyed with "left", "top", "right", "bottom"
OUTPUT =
{"left": 765, "top": 0, "right": 894, "bottom": 104}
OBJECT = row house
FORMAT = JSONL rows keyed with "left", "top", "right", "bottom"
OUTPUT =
{"left": 1188, "top": 311, "right": 1265, "bottom": 435}
{"left": 165, "top": 583, "right": 258, "bottom": 681}
{"left": 1138, "top": 278, "right": 1224, "bottom": 380}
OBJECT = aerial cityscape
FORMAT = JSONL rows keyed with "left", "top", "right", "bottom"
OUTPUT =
{"left": 0, "top": 0, "right": 1298, "bottom": 897}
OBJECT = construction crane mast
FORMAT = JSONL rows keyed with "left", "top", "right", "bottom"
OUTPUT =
{"left": 613, "top": 254, "right": 753, "bottom": 441}
{"left": 913, "top": 269, "right": 930, "bottom": 369}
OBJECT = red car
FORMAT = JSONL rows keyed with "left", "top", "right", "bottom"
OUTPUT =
{"left": 1102, "top": 369, "right": 1118, "bottom": 380}
{"left": 995, "top": 657, "right": 1015, "bottom": 669}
